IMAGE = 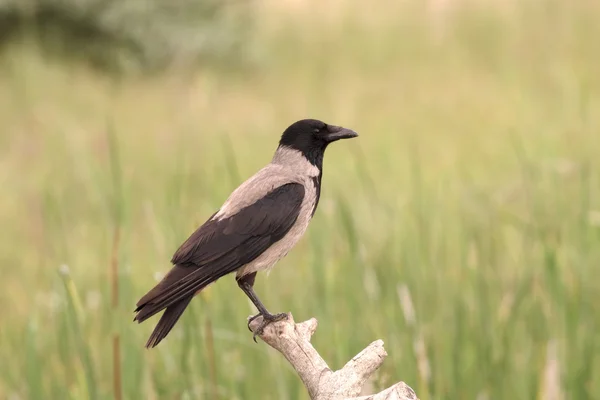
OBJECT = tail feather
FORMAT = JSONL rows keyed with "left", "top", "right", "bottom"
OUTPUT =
{"left": 134, "top": 264, "right": 228, "bottom": 348}
{"left": 143, "top": 297, "right": 193, "bottom": 348}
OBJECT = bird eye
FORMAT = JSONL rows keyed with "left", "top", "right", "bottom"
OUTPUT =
{"left": 313, "top": 128, "right": 320, "bottom": 133}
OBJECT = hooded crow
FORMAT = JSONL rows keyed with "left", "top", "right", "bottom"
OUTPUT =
{"left": 134, "top": 119, "right": 358, "bottom": 348}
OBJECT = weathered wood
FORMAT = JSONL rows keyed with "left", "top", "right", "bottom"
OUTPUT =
{"left": 249, "top": 313, "right": 419, "bottom": 400}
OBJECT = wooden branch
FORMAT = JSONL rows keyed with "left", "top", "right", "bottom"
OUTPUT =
{"left": 248, "top": 313, "right": 419, "bottom": 400}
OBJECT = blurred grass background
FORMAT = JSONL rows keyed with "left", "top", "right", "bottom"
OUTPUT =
{"left": 1, "top": 0, "right": 600, "bottom": 399}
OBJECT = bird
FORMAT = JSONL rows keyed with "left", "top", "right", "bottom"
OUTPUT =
{"left": 134, "top": 118, "right": 358, "bottom": 348}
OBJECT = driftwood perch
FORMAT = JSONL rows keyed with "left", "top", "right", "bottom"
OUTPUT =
{"left": 248, "top": 313, "right": 419, "bottom": 400}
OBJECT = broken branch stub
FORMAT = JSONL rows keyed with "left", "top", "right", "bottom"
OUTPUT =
{"left": 248, "top": 313, "right": 419, "bottom": 400}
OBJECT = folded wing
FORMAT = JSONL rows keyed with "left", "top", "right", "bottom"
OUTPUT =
{"left": 134, "top": 182, "right": 305, "bottom": 323}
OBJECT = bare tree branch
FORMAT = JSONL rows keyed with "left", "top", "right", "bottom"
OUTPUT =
{"left": 249, "top": 313, "right": 419, "bottom": 400}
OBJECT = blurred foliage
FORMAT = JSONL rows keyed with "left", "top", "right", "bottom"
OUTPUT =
{"left": 1, "top": 0, "right": 600, "bottom": 399}
{"left": 0, "top": 0, "right": 253, "bottom": 73}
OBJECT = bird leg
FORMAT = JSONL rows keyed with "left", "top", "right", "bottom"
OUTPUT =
{"left": 236, "top": 272, "right": 288, "bottom": 342}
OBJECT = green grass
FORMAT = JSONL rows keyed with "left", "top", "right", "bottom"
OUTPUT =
{"left": 1, "top": 0, "right": 600, "bottom": 398}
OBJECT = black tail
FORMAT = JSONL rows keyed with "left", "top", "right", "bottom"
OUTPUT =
{"left": 133, "top": 264, "right": 225, "bottom": 348}
{"left": 142, "top": 296, "right": 193, "bottom": 348}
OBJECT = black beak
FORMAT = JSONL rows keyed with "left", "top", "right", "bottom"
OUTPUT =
{"left": 324, "top": 125, "right": 359, "bottom": 143}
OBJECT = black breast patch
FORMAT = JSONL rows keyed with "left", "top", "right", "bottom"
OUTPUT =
{"left": 311, "top": 173, "right": 322, "bottom": 217}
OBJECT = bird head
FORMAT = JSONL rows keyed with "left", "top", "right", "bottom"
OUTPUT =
{"left": 278, "top": 119, "right": 358, "bottom": 165}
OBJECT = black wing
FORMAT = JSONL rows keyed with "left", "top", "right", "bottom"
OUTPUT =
{"left": 134, "top": 183, "right": 305, "bottom": 321}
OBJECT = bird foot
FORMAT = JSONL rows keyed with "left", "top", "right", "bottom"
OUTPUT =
{"left": 247, "top": 312, "right": 288, "bottom": 342}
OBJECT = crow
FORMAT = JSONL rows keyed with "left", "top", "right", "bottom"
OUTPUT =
{"left": 134, "top": 119, "right": 358, "bottom": 348}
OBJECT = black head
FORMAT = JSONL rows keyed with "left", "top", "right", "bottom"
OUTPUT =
{"left": 278, "top": 119, "right": 358, "bottom": 167}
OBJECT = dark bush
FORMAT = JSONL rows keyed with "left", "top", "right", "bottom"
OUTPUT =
{"left": 0, "top": 0, "right": 253, "bottom": 74}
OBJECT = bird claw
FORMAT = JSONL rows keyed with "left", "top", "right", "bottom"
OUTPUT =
{"left": 247, "top": 312, "right": 288, "bottom": 343}
{"left": 247, "top": 313, "right": 262, "bottom": 332}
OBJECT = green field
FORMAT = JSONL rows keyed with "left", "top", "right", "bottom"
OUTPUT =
{"left": 1, "top": 1, "right": 599, "bottom": 399}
